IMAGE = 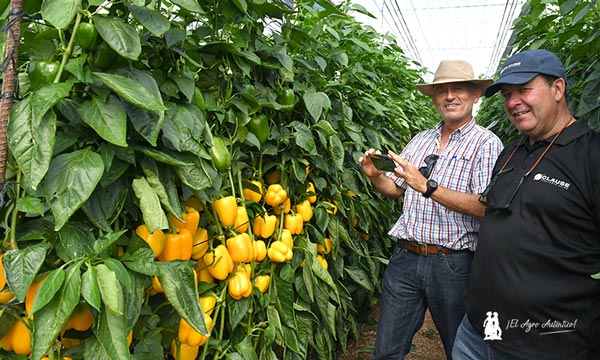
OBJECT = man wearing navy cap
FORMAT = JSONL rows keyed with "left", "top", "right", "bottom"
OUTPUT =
{"left": 452, "top": 49, "right": 600, "bottom": 359}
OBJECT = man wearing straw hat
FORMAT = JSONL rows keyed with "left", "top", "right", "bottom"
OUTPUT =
{"left": 360, "top": 60, "right": 503, "bottom": 359}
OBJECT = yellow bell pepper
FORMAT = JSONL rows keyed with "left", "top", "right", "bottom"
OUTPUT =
{"left": 1, "top": 317, "right": 31, "bottom": 355}
{"left": 135, "top": 224, "right": 166, "bottom": 258}
{"left": 317, "top": 255, "right": 329, "bottom": 270}
{"left": 272, "top": 198, "right": 291, "bottom": 215}
{"left": 264, "top": 184, "right": 288, "bottom": 207}
{"left": 294, "top": 200, "right": 313, "bottom": 222}
{"left": 151, "top": 276, "right": 163, "bottom": 294}
{"left": 194, "top": 259, "right": 215, "bottom": 284}
{"left": 157, "top": 228, "right": 193, "bottom": 261}
{"left": 25, "top": 275, "right": 46, "bottom": 316}
{"left": 203, "top": 245, "right": 234, "bottom": 280}
{"left": 191, "top": 227, "right": 209, "bottom": 260}
{"left": 317, "top": 237, "right": 332, "bottom": 255}
{"left": 226, "top": 233, "right": 254, "bottom": 263}
{"left": 276, "top": 229, "right": 294, "bottom": 250}
{"left": 214, "top": 196, "right": 238, "bottom": 227}
{"left": 200, "top": 294, "right": 217, "bottom": 316}
{"left": 243, "top": 180, "right": 263, "bottom": 202}
{"left": 253, "top": 214, "right": 277, "bottom": 239}
{"left": 254, "top": 275, "right": 270, "bottom": 293}
{"left": 171, "top": 339, "right": 199, "bottom": 360}
{"left": 306, "top": 182, "right": 317, "bottom": 203}
{"left": 227, "top": 271, "right": 252, "bottom": 300}
{"left": 185, "top": 196, "right": 204, "bottom": 212}
{"left": 0, "top": 253, "right": 6, "bottom": 290}
{"left": 267, "top": 241, "right": 293, "bottom": 262}
{"left": 233, "top": 206, "right": 250, "bottom": 233}
{"left": 253, "top": 240, "right": 267, "bottom": 261}
{"left": 63, "top": 302, "right": 94, "bottom": 331}
{"left": 322, "top": 201, "right": 338, "bottom": 215}
{"left": 169, "top": 207, "right": 200, "bottom": 236}
{"left": 178, "top": 313, "right": 213, "bottom": 346}
{"left": 284, "top": 213, "right": 303, "bottom": 235}
{"left": 265, "top": 169, "right": 281, "bottom": 184}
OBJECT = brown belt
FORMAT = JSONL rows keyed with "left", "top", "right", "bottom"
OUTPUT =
{"left": 398, "top": 238, "right": 472, "bottom": 256}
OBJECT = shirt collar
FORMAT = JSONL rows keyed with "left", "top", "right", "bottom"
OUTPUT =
{"left": 525, "top": 117, "right": 590, "bottom": 147}
{"left": 434, "top": 117, "right": 476, "bottom": 138}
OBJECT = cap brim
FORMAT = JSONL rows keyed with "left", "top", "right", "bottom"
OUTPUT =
{"left": 416, "top": 79, "right": 493, "bottom": 97}
{"left": 484, "top": 72, "right": 539, "bottom": 97}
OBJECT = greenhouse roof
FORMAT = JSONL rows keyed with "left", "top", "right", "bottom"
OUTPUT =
{"left": 349, "top": 0, "right": 527, "bottom": 81}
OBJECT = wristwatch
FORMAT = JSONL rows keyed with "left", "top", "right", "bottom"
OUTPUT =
{"left": 422, "top": 179, "right": 438, "bottom": 198}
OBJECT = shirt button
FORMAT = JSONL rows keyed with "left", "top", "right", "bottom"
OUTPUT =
{"left": 528, "top": 153, "right": 534, "bottom": 157}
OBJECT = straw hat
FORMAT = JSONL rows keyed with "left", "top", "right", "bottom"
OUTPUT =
{"left": 415, "top": 60, "right": 493, "bottom": 97}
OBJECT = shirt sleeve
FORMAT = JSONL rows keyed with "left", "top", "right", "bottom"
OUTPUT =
{"left": 470, "top": 135, "right": 504, "bottom": 194}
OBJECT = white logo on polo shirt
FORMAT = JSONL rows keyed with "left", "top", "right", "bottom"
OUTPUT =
{"left": 533, "top": 173, "right": 570, "bottom": 190}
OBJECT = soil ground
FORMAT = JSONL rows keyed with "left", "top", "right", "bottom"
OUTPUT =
{"left": 337, "top": 304, "right": 445, "bottom": 360}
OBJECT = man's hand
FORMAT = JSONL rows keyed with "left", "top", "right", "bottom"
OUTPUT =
{"left": 388, "top": 151, "right": 428, "bottom": 194}
{"left": 359, "top": 148, "right": 386, "bottom": 178}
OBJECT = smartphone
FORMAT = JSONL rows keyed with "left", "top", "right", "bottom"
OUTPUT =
{"left": 370, "top": 154, "right": 397, "bottom": 172}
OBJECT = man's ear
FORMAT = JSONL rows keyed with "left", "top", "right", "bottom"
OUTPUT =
{"left": 553, "top": 77, "right": 567, "bottom": 101}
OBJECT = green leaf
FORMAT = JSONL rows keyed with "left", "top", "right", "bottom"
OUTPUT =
{"left": 140, "top": 158, "right": 181, "bottom": 219}
{"left": 3, "top": 243, "right": 50, "bottom": 301}
{"left": 93, "top": 72, "right": 166, "bottom": 111}
{"left": 344, "top": 266, "right": 374, "bottom": 292}
{"left": 127, "top": 4, "right": 170, "bottom": 36}
{"left": 9, "top": 82, "right": 73, "bottom": 190}
{"left": 303, "top": 91, "right": 331, "bottom": 121}
{"left": 119, "top": 248, "right": 159, "bottom": 276}
{"left": 79, "top": 94, "right": 128, "bottom": 147}
{"left": 313, "top": 120, "right": 336, "bottom": 137}
{"left": 171, "top": 0, "right": 204, "bottom": 13}
{"left": 157, "top": 261, "right": 207, "bottom": 335}
{"left": 293, "top": 122, "right": 317, "bottom": 155}
{"left": 41, "top": 0, "right": 80, "bottom": 29}
{"left": 162, "top": 104, "right": 207, "bottom": 156}
{"left": 30, "top": 268, "right": 65, "bottom": 315}
{"left": 44, "top": 148, "right": 105, "bottom": 231}
{"left": 82, "top": 266, "right": 102, "bottom": 311}
{"left": 96, "top": 263, "right": 124, "bottom": 315}
{"left": 16, "top": 196, "right": 45, "bottom": 216}
{"left": 82, "top": 178, "right": 128, "bottom": 232}
{"left": 86, "top": 305, "right": 130, "bottom": 360}
{"left": 93, "top": 15, "right": 141, "bottom": 60}
{"left": 174, "top": 158, "right": 215, "bottom": 191}
{"left": 228, "top": 296, "right": 251, "bottom": 330}
{"left": 32, "top": 262, "right": 82, "bottom": 360}
{"left": 328, "top": 135, "right": 344, "bottom": 170}
{"left": 131, "top": 177, "right": 169, "bottom": 232}
{"left": 57, "top": 222, "right": 96, "bottom": 261}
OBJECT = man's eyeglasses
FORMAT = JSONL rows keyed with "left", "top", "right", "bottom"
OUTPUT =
{"left": 419, "top": 154, "right": 439, "bottom": 178}
{"left": 478, "top": 168, "right": 524, "bottom": 212}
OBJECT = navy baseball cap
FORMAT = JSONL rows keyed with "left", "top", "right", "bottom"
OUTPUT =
{"left": 484, "top": 49, "right": 567, "bottom": 97}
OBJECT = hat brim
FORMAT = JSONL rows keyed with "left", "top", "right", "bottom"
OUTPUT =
{"left": 416, "top": 79, "right": 493, "bottom": 97}
{"left": 484, "top": 72, "right": 538, "bottom": 97}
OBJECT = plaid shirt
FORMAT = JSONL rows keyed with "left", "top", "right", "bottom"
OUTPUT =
{"left": 387, "top": 118, "right": 503, "bottom": 251}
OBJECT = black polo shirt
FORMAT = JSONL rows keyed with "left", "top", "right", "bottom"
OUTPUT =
{"left": 464, "top": 118, "right": 600, "bottom": 359}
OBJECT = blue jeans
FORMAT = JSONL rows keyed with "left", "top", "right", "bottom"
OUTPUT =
{"left": 452, "top": 315, "right": 528, "bottom": 360}
{"left": 372, "top": 244, "right": 473, "bottom": 360}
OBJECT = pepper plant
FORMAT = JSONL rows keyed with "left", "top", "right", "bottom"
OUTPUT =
{"left": 478, "top": 0, "right": 600, "bottom": 141}
{"left": 0, "top": 0, "right": 438, "bottom": 359}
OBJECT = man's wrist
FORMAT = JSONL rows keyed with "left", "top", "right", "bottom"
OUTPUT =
{"left": 422, "top": 179, "right": 438, "bottom": 198}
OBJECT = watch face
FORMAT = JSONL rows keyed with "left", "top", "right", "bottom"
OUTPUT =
{"left": 427, "top": 179, "right": 437, "bottom": 188}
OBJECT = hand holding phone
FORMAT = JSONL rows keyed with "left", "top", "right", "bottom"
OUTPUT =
{"left": 370, "top": 154, "right": 397, "bottom": 172}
